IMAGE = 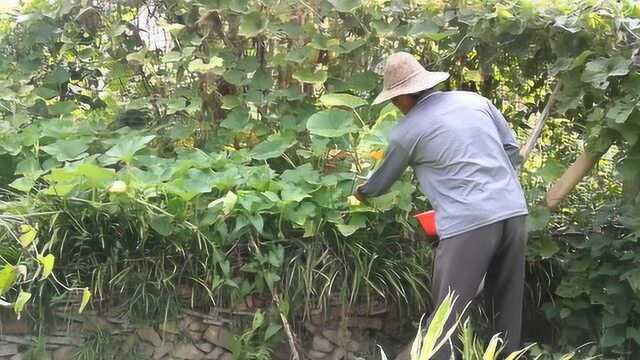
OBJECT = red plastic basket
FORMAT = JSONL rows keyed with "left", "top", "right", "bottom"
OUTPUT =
{"left": 415, "top": 210, "right": 437, "bottom": 236}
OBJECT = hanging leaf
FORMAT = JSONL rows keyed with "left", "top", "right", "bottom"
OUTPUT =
{"left": 292, "top": 68, "right": 327, "bottom": 84}
{"left": 13, "top": 290, "right": 32, "bottom": 319}
{"left": 555, "top": 274, "right": 590, "bottom": 298}
{"left": 239, "top": 11, "right": 267, "bottom": 37}
{"left": 252, "top": 309, "right": 265, "bottom": 330}
{"left": 0, "top": 265, "right": 17, "bottom": 296}
{"left": 306, "top": 109, "right": 357, "bottom": 137}
{"left": 328, "top": 0, "right": 362, "bottom": 12}
{"left": 409, "top": 19, "right": 440, "bottom": 35}
{"left": 221, "top": 109, "right": 251, "bottom": 131}
{"left": 188, "top": 57, "right": 224, "bottom": 74}
{"left": 79, "top": 288, "right": 92, "bottom": 314}
{"left": 18, "top": 224, "right": 37, "bottom": 248}
{"left": 264, "top": 323, "right": 282, "bottom": 341}
{"left": 581, "top": 57, "right": 632, "bottom": 89}
{"left": 150, "top": 215, "right": 174, "bottom": 236}
{"left": 623, "top": 270, "right": 640, "bottom": 295}
{"left": 372, "top": 19, "right": 400, "bottom": 35}
{"left": 37, "top": 254, "right": 55, "bottom": 280}
{"left": 319, "top": 93, "right": 367, "bottom": 109}
{"left": 9, "top": 177, "right": 35, "bottom": 192}
{"left": 606, "top": 97, "right": 636, "bottom": 124}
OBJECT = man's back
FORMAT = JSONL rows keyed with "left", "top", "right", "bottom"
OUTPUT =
{"left": 391, "top": 91, "right": 528, "bottom": 239}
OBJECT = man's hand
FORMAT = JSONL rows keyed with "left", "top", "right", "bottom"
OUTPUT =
{"left": 353, "top": 184, "right": 367, "bottom": 203}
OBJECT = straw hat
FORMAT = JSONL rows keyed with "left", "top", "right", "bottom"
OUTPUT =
{"left": 372, "top": 52, "right": 450, "bottom": 105}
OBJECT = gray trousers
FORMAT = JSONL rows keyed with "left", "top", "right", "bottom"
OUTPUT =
{"left": 427, "top": 215, "right": 527, "bottom": 360}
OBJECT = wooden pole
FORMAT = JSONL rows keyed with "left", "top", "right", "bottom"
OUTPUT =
{"left": 545, "top": 146, "right": 611, "bottom": 210}
{"left": 520, "top": 82, "right": 562, "bottom": 166}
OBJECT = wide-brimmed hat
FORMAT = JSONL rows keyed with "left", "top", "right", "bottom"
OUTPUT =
{"left": 372, "top": 52, "right": 450, "bottom": 105}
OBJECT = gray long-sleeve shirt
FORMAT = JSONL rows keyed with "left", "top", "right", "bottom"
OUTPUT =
{"left": 359, "top": 91, "right": 528, "bottom": 239}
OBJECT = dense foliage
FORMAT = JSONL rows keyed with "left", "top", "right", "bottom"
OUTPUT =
{"left": 1, "top": 0, "right": 640, "bottom": 358}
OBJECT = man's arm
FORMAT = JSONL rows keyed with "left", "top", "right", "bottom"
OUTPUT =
{"left": 355, "top": 140, "right": 411, "bottom": 200}
{"left": 487, "top": 100, "right": 523, "bottom": 170}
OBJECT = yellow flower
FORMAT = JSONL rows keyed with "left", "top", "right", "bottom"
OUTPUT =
{"left": 108, "top": 180, "right": 128, "bottom": 193}
{"left": 370, "top": 150, "right": 384, "bottom": 161}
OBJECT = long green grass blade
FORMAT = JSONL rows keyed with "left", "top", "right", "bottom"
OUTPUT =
{"left": 419, "top": 292, "right": 456, "bottom": 360}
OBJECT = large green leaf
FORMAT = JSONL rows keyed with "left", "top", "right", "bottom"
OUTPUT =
{"left": 555, "top": 274, "right": 590, "bottom": 298}
{"left": 42, "top": 139, "right": 90, "bottom": 161}
{"left": 75, "top": 163, "right": 115, "bottom": 187}
{"left": 306, "top": 109, "right": 357, "bottom": 137}
{"left": 222, "top": 112, "right": 251, "bottom": 132}
{"left": 319, "top": 93, "right": 367, "bottom": 109}
{"left": 581, "top": 57, "right": 631, "bottom": 89}
{"left": 165, "top": 171, "right": 213, "bottom": 201}
{"left": 79, "top": 288, "right": 91, "bottom": 314}
{"left": 13, "top": 290, "right": 31, "bottom": 319}
{"left": 103, "top": 135, "right": 155, "bottom": 164}
{"left": 606, "top": 97, "right": 636, "bottom": 124}
{"left": 0, "top": 265, "right": 17, "bottom": 296}
{"left": 18, "top": 224, "right": 37, "bottom": 248}
{"left": 150, "top": 215, "right": 174, "bottom": 236}
{"left": 48, "top": 101, "right": 78, "bottom": 115}
{"left": 250, "top": 134, "right": 296, "bottom": 160}
{"left": 408, "top": 19, "right": 455, "bottom": 41}
{"left": 37, "top": 254, "right": 54, "bottom": 280}
{"left": 9, "top": 177, "right": 36, "bottom": 192}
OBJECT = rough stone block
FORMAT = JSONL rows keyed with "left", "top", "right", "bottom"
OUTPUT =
{"left": 188, "top": 320, "right": 204, "bottom": 332}
{"left": 0, "top": 335, "right": 30, "bottom": 345}
{"left": 312, "top": 335, "right": 334, "bottom": 353}
{"left": 172, "top": 342, "right": 205, "bottom": 360}
{"left": 218, "top": 352, "right": 233, "bottom": 360}
{"left": 322, "top": 329, "right": 351, "bottom": 346}
{"left": 52, "top": 346, "right": 75, "bottom": 360}
{"left": 159, "top": 321, "right": 180, "bottom": 335}
{"left": 153, "top": 342, "right": 173, "bottom": 359}
{"left": 187, "top": 330, "right": 203, "bottom": 342}
{"left": 136, "top": 342, "right": 155, "bottom": 358}
{"left": 204, "top": 347, "right": 224, "bottom": 360}
{"left": 345, "top": 340, "right": 360, "bottom": 352}
{"left": 308, "top": 350, "right": 328, "bottom": 360}
{"left": 195, "top": 342, "right": 213, "bottom": 353}
{"left": 179, "top": 316, "right": 193, "bottom": 331}
{"left": 0, "top": 344, "right": 18, "bottom": 356}
{"left": 330, "top": 348, "right": 346, "bottom": 360}
{"left": 0, "top": 319, "right": 29, "bottom": 335}
{"left": 202, "top": 326, "right": 230, "bottom": 350}
{"left": 137, "top": 326, "right": 162, "bottom": 347}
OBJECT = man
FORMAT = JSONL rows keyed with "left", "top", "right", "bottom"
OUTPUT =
{"left": 355, "top": 52, "right": 528, "bottom": 359}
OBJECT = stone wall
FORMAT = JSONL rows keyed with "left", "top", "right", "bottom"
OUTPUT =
{"left": 0, "top": 309, "right": 238, "bottom": 360}
{"left": 0, "top": 304, "right": 393, "bottom": 360}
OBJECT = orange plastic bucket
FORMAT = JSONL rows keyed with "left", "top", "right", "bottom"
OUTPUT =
{"left": 415, "top": 210, "right": 437, "bottom": 236}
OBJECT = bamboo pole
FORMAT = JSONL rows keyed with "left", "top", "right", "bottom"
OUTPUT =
{"left": 520, "top": 82, "right": 562, "bottom": 166}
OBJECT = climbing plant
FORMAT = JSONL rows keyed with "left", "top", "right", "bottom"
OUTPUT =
{"left": 0, "top": 0, "right": 639, "bottom": 357}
